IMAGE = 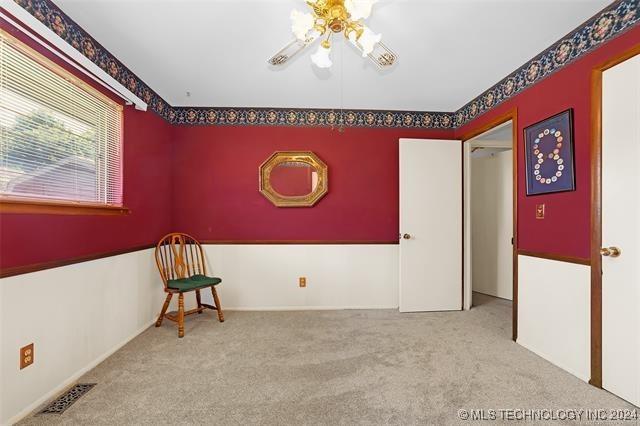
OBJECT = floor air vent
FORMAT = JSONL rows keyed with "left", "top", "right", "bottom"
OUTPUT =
{"left": 39, "top": 383, "right": 96, "bottom": 414}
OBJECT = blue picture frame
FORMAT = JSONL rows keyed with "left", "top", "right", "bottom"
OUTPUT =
{"left": 524, "top": 109, "right": 576, "bottom": 196}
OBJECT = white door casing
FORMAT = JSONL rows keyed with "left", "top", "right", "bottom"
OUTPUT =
{"left": 601, "top": 54, "right": 640, "bottom": 407}
{"left": 399, "top": 138, "right": 462, "bottom": 312}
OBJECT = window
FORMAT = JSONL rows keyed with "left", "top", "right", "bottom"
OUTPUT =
{"left": 0, "top": 30, "right": 125, "bottom": 214}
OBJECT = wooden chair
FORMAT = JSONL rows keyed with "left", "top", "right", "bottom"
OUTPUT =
{"left": 154, "top": 233, "right": 224, "bottom": 337}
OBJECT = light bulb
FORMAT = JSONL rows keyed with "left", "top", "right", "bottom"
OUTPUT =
{"left": 290, "top": 10, "right": 314, "bottom": 40}
{"left": 345, "top": 0, "right": 377, "bottom": 21}
{"left": 311, "top": 42, "right": 332, "bottom": 68}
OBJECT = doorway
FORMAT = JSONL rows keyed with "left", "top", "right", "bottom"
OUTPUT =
{"left": 464, "top": 121, "right": 514, "bottom": 310}
{"left": 469, "top": 123, "right": 513, "bottom": 306}
{"left": 462, "top": 113, "right": 518, "bottom": 342}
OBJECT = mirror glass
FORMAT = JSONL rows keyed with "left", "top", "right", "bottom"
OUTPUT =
{"left": 269, "top": 161, "right": 319, "bottom": 197}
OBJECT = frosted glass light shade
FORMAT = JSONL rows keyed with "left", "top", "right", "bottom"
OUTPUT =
{"left": 348, "top": 26, "right": 382, "bottom": 57}
{"left": 345, "top": 0, "right": 377, "bottom": 21}
{"left": 310, "top": 44, "right": 332, "bottom": 68}
{"left": 290, "top": 10, "right": 315, "bottom": 40}
{"left": 357, "top": 27, "right": 382, "bottom": 56}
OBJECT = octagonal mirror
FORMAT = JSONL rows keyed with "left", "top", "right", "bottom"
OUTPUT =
{"left": 259, "top": 151, "right": 328, "bottom": 207}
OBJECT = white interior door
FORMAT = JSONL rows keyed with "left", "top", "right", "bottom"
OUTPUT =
{"left": 399, "top": 138, "right": 462, "bottom": 312}
{"left": 601, "top": 54, "right": 640, "bottom": 407}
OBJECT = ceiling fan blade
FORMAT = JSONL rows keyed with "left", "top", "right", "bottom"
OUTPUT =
{"left": 366, "top": 41, "right": 398, "bottom": 68}
{"left": 268, "top": 39, "right": 308, "bottom": 66}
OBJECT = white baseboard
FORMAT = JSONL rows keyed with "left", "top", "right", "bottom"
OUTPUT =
{"left": 225, "top": 305, "right": 398, "bottom": 311}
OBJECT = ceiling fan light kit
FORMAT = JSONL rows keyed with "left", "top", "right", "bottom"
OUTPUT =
{"left": 269, "top": 0, "right": 397, "bottom": 70}
{"left": 311, "top": 40, "right": 334, "bottom": 68}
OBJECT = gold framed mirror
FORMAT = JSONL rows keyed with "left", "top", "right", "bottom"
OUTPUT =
{"left": 259, "top": 151, "right": 328, "bottom": 207}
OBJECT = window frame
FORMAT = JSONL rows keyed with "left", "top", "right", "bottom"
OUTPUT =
{"left": 0, "top": 29, "right": 128, "bottom": 216}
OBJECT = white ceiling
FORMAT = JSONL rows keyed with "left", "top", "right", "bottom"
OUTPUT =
{"left": 56, "top": 0, "right": 610, "bottom": 111}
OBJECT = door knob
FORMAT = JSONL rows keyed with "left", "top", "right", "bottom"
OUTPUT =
{"left": 600, "top": 246, "right": 621, "bottom": 257}
{"left": 402, "top": 233, "right": 411, "bottom": 240}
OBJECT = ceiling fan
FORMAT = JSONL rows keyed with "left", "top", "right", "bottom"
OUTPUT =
{"left": 268, "top": 0, "right": 397, "bottom": 69}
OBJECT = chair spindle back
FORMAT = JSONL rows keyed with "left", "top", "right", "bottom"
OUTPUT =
{"left": 155, "top": 233, "right": 206, "bottom": 288}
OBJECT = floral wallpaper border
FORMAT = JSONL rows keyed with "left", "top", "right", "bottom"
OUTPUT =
{"left": 10, "top": 0, "right": 640, "bottom": 130}
{"left": 454, "top": 0, "right": 639, "bottom": 128}
{"left": 9, "top": 0, "right": 453, "bottom": 129}
{"left": 11, "top": 0, "right": 174, "bottom": 120}
{"left": 170, "top": 107, "right": 453, "bottom": 129}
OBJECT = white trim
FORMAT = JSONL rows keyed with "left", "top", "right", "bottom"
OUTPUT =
{"left": 463, "top": 141, "right": 472, "bottom": 310}
{"left": 0, "top": 1, "right": 147, "bottom": 111}
{"left": 6, "top": 319, "right": 155, "bottom": 426}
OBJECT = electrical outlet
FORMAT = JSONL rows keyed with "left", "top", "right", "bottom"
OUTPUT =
{"left": 299, "top": 277, "right": 307, "bottom": 288}
{"left": 20, "top": 343, "right": 34, "bottom": 369}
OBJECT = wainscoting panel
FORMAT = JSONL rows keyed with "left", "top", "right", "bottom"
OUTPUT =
{"left": 0, "top": 249, "right": 166, "bottom": 425}
{"left": 1, "top": 244, "right": 398, "bottom": 423}
{"left": 517, "top": 255, "right": 591, "bottom": 382}
{"left": 199, "top": 244, "right": 400, "bottom": 310}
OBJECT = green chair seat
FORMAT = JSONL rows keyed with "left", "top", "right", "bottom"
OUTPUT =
{"left": 168, "top": 274, "right": 222, "bottom": 292}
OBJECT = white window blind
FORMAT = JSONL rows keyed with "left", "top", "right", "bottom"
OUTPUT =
{"left": 0, "top": 30, "right": 123, "bottom": 206}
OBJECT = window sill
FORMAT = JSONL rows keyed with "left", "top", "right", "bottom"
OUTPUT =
{"left": 0, "top": 197, "right": 130, "bottom": 216}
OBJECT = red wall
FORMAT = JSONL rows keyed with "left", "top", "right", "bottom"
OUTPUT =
{"left": 171, "top": 126, "right": 454, "bottom": 243}
{"left": 0, "top": 21, "right": 173, "bottom": 271}
{"left": 0, "top": 108, "right": 173, "bottom": 270}
{"left": 456, "top": 26, "right": 640, "bottom": 261}
{"left": 3, "top": 16, "right": 638, "bottom": 270}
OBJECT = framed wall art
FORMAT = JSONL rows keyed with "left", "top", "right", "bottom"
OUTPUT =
{"left": 524, "top": 109, "right": 575, "bottom": 196}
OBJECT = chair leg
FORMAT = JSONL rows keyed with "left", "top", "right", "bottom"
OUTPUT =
{"left": 211, "top": 286, "right": 224, "bottom": 323}
{"left": 178, "top": 293, "right": 185, "bottom": 338}
{"left": 196, "top": 289, "right": 202, "bottom": 314}
{"left": 156, "top": 293, "right": 172, "bottom": 327}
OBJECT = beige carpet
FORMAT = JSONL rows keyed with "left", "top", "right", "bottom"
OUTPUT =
{"left": 20, "top": 294, "right": 634, "bottom": 425}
